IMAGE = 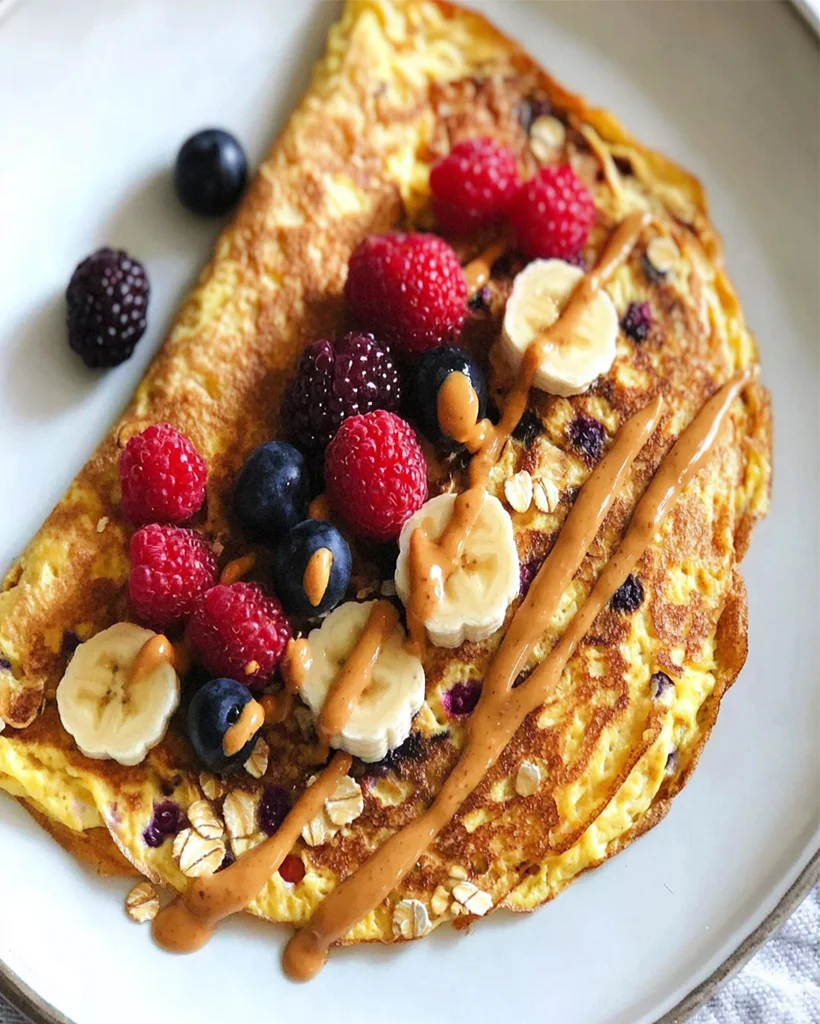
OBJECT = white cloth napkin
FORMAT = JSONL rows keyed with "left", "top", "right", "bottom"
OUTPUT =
{"left": 0, "top": 886, "right": 817, "bottom": 1023}
{"left": 692, "top": 885, "right": 820, "bottom": 1024}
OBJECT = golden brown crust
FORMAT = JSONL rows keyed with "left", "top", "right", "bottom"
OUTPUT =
{"left": 0, "top": 0, "right": 771, "bottom": 944}
{"left": 22, "top": 803, "right": 137, "bottom": 878}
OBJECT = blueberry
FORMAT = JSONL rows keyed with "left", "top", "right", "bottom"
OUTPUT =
{"left": 271, "top": 519, "right": 351, "bottom": 618}
{"left": 233, "top": 441, "right": 311, "bottom": 543}
{"left": 187, "top": 678, "right": 261, "bottom": 773}
{"left": 174, "top": 129, "right": 248, "bottom": 217}
{"left": 409, "top": 345, "right": 488, "bottom": 447}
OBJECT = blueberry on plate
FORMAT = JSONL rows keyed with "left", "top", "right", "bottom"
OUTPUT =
{"left": 271, "top": 519, "right": 351, "bottom": 618}
{"left": 187, "top": 678, "right": 261, "bottom": 774}
{"left": 409, "top": 345, "right": 488, "bottom": 447}
{"left": 233, "top": 441, "right": 311, "bottom": 543}
{"left": 174, "top": 128, "right": 248, "bottom": 217}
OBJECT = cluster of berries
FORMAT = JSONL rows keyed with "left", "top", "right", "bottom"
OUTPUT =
{"left": 119, "top": 136, "right": 600, "bottom": 696}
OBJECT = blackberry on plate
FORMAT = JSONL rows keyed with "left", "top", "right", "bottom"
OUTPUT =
{"left": 282, "top": 333, "right": 401, "bottom": 455}
{"left": 409, "top": 345, "right": 488, "bottom": 447}
{"left": 66, "top": 248, "right": 149, "bottom": 368}
{"left": 174, "top": 128, "right": 248, "bottom": 217}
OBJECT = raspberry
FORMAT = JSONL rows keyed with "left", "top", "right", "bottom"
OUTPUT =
{"left": 66, "top": 248, "right": 149, "bottom": 368}
{"left": 508, "top": 165, "right": 596, "bottom": 260}
{"left": 345, "top": 232, "right": 467, "bottom": 356}
{"left": 278, "top": 854, "right": 306, "bottom": 884}
{"left": 119, "top": 423, "right": 207, "bottom": 525}
{"left": 281, "top": 333, "right": 402, "bottom": 455}
{"left": 430, "top": 137, "right": 519, "bottom": 235}
{"left": 621, "top": 301, "right": 653, "bottom": 343}
{"left": 128, "top": 524, "right": 218, "bottom": 627}
{"left": 325, "top": 410, "right": 428, "bottom": 542}
{"left": 186, "top": 582, "right": 291, "bottom": 689}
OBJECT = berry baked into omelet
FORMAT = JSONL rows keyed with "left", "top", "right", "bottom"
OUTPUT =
{"left": 0, "top": 0, "right": 771, "bottom": 980}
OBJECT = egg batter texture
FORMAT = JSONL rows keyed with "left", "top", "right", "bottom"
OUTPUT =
{"left": 0, "top": 0, "right": 771, "bottom": 945}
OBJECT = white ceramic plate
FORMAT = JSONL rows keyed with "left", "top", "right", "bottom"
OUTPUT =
{"left": 0, "top": 3, "right": 817, "bottom": 1023}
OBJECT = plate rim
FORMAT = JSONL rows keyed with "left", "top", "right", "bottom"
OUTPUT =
{"left": 0, "top": 847, "right": 817, "bottom": 1024}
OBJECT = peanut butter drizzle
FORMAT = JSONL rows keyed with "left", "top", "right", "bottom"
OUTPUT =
{"left": 152, "top": 752, "right": 352, "bottom": 954}
{"left": 436, "top": 371, "right": 488, "bottom": 448}
{"left": 283, "top": 366, "right": 752, "bottom": 980}
{"left": 463, "top": 239, "right": 509, "bottom": 293}
{"left": 129, "top": 634, "right": 189, "bottom": 686}
{"left": 222, "top": 698, "right": 265, "bottom": 757}
{"left": 219, "top": 552, "right": 257, "bottom": 585}
{"left": 317, "top": 601, "right": 399, "bottom": 747}
{"left": 308, "top": 494, "right": 330, "bottom": 520}
{"left": 281, "top": 638, "right": 312, "bottom": 693}
{"left": 406, "top": 489, "right": 485, "bottom": 657}
{"left": 304, "top": 547, "right": 334, "bottom": 608}
{"left": 406, "top": 211, "right": 652, "bottom": 656}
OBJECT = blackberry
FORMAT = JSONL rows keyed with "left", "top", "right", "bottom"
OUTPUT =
{"left": 621, "top": 301, "right": 653, "bottom": 343}
{"left": 66, "top": 248, "right": 149, "bottom": 368}
{"left": 282, "top": 333, "right": 401, "bottom": 455}
{"left": 610, "top": 574, "right": 645, "bottom": 614}
{"left": 567, "top": 415, "right": 606, "bottom": 464}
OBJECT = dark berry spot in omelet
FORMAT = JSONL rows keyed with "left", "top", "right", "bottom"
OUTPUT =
{"left": 0, "top": 657, "right": 11, "bottom": 673}
{"left": 468, "top": 285, "right": 492, "bottom": 312}
{"left": 61, "top": 632, "right": 81, "bottom": 657}
{"left": 513, "top": 410, "right": 542, "bottom": 448}
{"left": 442, "top": 680, "right": 482, "bottom": 718}
{"left": 517, "top": 95, "right": 552, "bottom": 133}
{"left": 216, "top": 850, "right": 235, "bottom": 872}
{"left": 621, "top": 301, "right": 654, "bottom": 343}
{"left": 258, "top": 785, "right": 291, "bottom": 836}
{"left": 143, "top": 801, "right": 187, "bottom": 848}
{"left": 519, "top": 555, "right": 546, "bottom": 598}
{"left": 610, "top": 574, "right": 645, "bottom": 614}
{"left": 567, "top": 415, "right": 606, "bottom": 464}
{"left": 613, "top": 155, "right": 635, "bottom": 177}
{"left": 650, "top": 672, "right": 675, "bottom": 702}
{"left": 664, "top": 749, "right": 678, "bottom": 776}
{"left": 366, "top": 730, "right": 426, "bottom": 777}
{"left": 642, "top": 253, "right": 666, "bottom": 286}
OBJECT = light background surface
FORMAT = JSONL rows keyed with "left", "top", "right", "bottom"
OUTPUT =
{"left": 0, "top": 2, "right": 817, "bottom": 1023}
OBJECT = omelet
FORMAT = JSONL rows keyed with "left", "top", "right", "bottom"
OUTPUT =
{"left": 0, "top": 0, "right": 771, "bottom": 949}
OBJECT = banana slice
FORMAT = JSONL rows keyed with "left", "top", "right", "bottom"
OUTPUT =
{"left": 394, "top": 493, "right": 519, "bottom": 649}
{"left": 56, "top": 623, "right": 180, "bottom": 767}
{"left": 300, "top": 601, "right": 424, "bottom": 763}
{"left": 501, "top": 258, "right": 618, "bottom": 396}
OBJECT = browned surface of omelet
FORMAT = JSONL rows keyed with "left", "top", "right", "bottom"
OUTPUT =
{"left": 0, "top": 0, "right": 770, "bottom": 944}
